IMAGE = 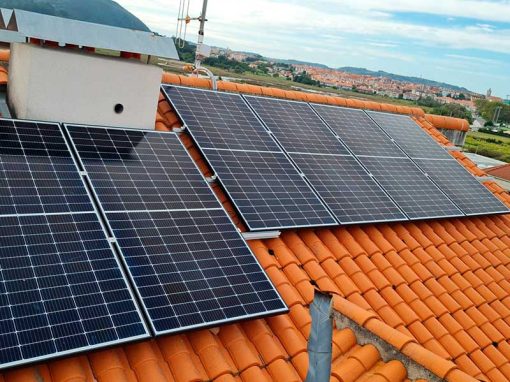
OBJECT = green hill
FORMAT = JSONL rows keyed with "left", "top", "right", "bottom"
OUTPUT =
{"left": 0, "top": 0, "right": 150, "bottom": 31}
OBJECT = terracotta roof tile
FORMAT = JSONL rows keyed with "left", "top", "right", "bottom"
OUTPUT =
{"left": 0, "top": 69, "right": 502, "bottom": 382}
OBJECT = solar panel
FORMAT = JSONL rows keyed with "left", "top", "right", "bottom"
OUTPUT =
{"left": 290, "top": 153, "right": 406, "bottom": 223}
{"left": 107, "top": 209, "right": 286, "bottom": 334}
{"left": 311, "top": 104, "right": 406, "bottom": 158}
{"left": 0, "top": 119, "right": 95, "bottom": 215}
{"left": 162, "top": 85, "right": 280, "bottom": 152}
{"left": 414, "top": 159, "right": 509, "bottom": 215}
{"left": 0, "top": 213, "right": 149, "bottom": 369}
{"left": 366, "top": 111, "right": 452, "bottom": 160}
{"left": 203, "top": 148, "right": 337, "bottom": 230}
{"left": 66, "top": 125, "right": 219, "bottom": 212}
{"left": 358, "top": 156, "right": 464, "bottom": 219}
{"left": 244, "top": 96, "right": 349, "bottom": 155}
{"left": 0, "top": 119, "right": 149, "bottom": 369}
{"left": 162, "top": 85, "right": 337, "bottom": 231}
{"left": 65, "top": 124, "right": 287, "bottom": 335}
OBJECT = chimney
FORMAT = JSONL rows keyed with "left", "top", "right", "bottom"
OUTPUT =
{"left": 2, "top": 9, "right": 179, "bottom": 130}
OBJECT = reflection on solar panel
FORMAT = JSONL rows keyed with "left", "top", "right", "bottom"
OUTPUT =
{"left": 291, "top": 153, "right": 406, "bottom": 223}
{"left": 66, "top": 126, "right": 219, "bottom": 212}
{"left": 0, "top": 120, "right": 148, "bottom": 370}
{"left": 244, "top": 96, "right": 349, "bottom": 155}
{"left": 366, "top": 111, "right": 452, "bottom": 160}
{"left": 415, "top": 159, "right": 509, "bottom": 216}
{"left": 162, "top": 85, "right": 336, "bottom": 231}
{"left": 107, "top": 209, "right": 285, "bottom": 334}
{"left": 66, "top": 125, "right": 287, "bottom": 335}
{"left": 0, "top": 119, "right": 94, "bottom": 214}
{"left": 162, "top": 85, "right": 280, "bottom": 152}
{"left": 311, "top": 104, "right": 405, "bottom": 158}
{"left": 358, "top": 156, "right": 463, "bottom": 219}
{"left": 203, "top": 148, "right": 336, "bottom": 230}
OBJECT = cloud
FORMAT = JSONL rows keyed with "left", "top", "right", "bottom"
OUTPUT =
{"left": 116, "top": 0, "right": 510, "bottom": 55}
{"left": 328, "top": 0, "right": 510, "bottom": 24}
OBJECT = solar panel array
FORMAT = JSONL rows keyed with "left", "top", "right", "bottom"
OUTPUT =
{"left": 65, "top": 125, "right": 287, "bottom": 335}
{"left": 164, "top": 86, "right": 508, "bottom": 225}
{"left": 0, "top": 120, "right": 148, "bottom": 369}
{"left": 244, "top": 96, "right": 406, "bottom": 224}
{"left": 162, "top": 85, "right": 336, "bottom": 231}
{"left": 366, "top": 111, "right": 509, "bottom": 215}
{"left": 310, "top": 103, "right": 467, "bottom": 220}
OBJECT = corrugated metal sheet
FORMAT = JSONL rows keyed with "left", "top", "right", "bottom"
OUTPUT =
{"left": 3, "top": 9, "right": 178, "bottom": 59}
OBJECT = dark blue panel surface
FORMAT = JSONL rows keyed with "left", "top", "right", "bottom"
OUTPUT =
{"left": 162, "top": 86, "right": 281, "bottom": 152}
{"left": 66, "top": 124, "right": 287, "bottom": 335}
{"left": 358, "top": 156, "right": 463, "bottom": 219}
{"left": 244, "top": 96, "right": 349, "bottom": 155}
{"left": 415, "top": 159, "right": 509, "bottom": 216}
{"left": 0, "top": 213, "right": 148, "bottom": 369}
{"left": 66, "top": 125, "right": 219, "bottom": 212}
{"left": 107, "top": 208, "right": 286, "bottom": 334}
{"left": 0, "top": 119, "right": 93, "bottom": 215}
{"left": 290, "top": 153, "right": 406, "bottom": 223}
{"left": 366, "top": 111, "right": 452, "bottom": 160}
{"left": 311, "top": 104, "right": 406, "bottom": 158}
{"left": 203, "top": 148, "right": 336, "bottom": 230}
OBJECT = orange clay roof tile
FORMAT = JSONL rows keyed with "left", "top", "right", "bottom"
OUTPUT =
{"left": 0, "top": 68, "right": 501, "bottom": 382}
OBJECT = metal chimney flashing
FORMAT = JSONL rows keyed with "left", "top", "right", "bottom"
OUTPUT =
{"left": 2, "top": 9, "right": 178, "bottom": 59}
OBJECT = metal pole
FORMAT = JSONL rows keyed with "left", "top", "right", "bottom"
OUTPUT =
{"left": 194, "top": 0, "right": 208, "bottom": 69}
{"left": 305, "top": 291, "right": 333, "bottom": 382}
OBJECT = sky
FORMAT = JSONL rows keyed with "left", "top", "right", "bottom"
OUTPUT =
{"left": 116, "top": 0, "right": 510, "bottom": 97}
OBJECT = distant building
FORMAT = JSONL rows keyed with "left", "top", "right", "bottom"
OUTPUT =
{"left": 487, "top": 88, "right": 492, "bottom": 98}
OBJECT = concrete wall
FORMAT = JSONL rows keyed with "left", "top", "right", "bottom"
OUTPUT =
{"left": 8, "top": 43, "right": 162, "bottom": 130}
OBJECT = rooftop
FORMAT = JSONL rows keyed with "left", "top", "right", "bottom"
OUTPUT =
{"left": 0, "top": 53, "right": 509, "bottom": 382}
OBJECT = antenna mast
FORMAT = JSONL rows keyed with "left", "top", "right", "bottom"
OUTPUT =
{"left": 176, "top": 0, "right": 216, "bottom": 89}
{"left": 195, "top": 0, "right": 208, "bottom": 69}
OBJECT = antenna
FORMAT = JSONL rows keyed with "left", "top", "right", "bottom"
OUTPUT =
{"left": 176, "top": 0, "right": 216, "bottom": 89}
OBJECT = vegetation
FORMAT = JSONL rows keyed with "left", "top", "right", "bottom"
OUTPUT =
{"left": 0, "top": 0, "right": 150, "bottom": 31}
{"left": 430, "top": 103, "right": 473, "bottom": 123}
{"left": 464, "top": 131, "right": 510, "bottom": 163}
{"left": 293, "top": 71, "right": 321, "bottom": 86}
{"left": 475, "top": 99, "right": 510, "bottom": 124}
{"left": 416, "top": 96, "right": 442, "bottom": 108}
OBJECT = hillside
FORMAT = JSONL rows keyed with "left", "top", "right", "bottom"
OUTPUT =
{"left": 0, "top": 0, "right": 150, "bottom": 31}
{"left": 339, "top": 66, "right": 468, "bottom": 92}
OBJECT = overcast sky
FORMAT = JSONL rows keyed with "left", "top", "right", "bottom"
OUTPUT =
{"left": 116, "top": 0, "right": 510, "bottom": 97}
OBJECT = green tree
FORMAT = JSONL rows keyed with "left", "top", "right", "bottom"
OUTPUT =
{"left": 430, "top": 103, "right": 473, "bottom": 123}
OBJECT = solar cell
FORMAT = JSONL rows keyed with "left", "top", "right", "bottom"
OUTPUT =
{"left": 290, "top": 153, "right": 406, "bottom": 223}
{"left": 358, "top": 156, "right": 464, "bottom": 219}
{"left": 0, "top": 119, "right": 94, "bottom": 215}
{"left": 311, "top": 104, "right": 406, "bottom": 158}
{"left": 0, "top": 212, "right": 149, "bottom": 369}
{"left": 415, "top": 159, "right": 509, "bottom": 216}
{"left": 366, "top": 111, "right": 452, "bottom": 160}
{"left": 107, "top": 209, "right": 286, "bottom": 334}
{"left": 162, "top": 85, "right": 280, "bottom": 152}
{"left": 66, "top": 125, "right": 219, "bottom": 212}
{"left": 66, "top": 125, "right": 287, "bottom": 334}
{"left": 244, "top": 96, "right": 349, "bottom": 155}
{"left": 203, "top": 148, "right": 337, "bottom": 230}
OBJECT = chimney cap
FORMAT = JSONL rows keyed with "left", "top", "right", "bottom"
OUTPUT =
{"left": 1, "top": 9, "right": 179, "bottom": 59}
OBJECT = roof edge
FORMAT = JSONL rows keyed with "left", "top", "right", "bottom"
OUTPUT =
{"left": 161, "top": 72, "right": 428, "bottom": 117}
